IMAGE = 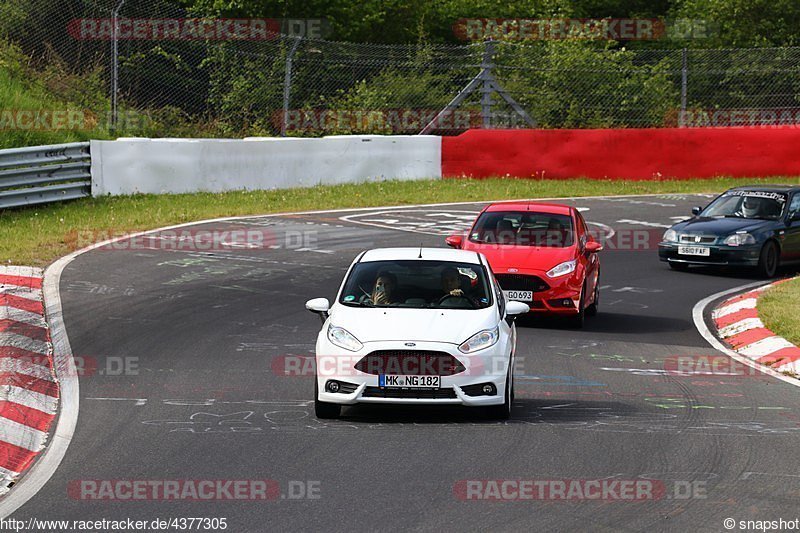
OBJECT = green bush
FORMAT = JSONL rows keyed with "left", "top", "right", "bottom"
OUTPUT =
{"left": 497, "top": 41, "right": 679, "bottom": 128}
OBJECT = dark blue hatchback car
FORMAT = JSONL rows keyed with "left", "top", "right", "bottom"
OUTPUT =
{"left": 658, "top": 185, "right": 800, "bottom": 278}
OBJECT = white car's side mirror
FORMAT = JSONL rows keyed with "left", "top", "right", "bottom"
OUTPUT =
{"left": 305, "top": 298, "right": 331, "bottom": 315}
{"left": 506, "top": 301, "right": 529, "bottom": 316}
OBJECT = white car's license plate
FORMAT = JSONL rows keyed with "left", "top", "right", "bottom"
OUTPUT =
{"left": 380, "top": 375, "right": 440, "bottom": 389}
{"left": 503, "top": 290, "right": 533, "bottom": 301}
{"left": 678, "top": 245, "right": 711, "bottom": 256}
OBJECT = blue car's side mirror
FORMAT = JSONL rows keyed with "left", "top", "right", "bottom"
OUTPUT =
{"left": 692, "top": 206, "right": 702, "bottom": 216}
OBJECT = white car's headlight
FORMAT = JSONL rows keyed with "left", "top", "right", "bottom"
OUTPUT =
{"left": 546, "top": 259, "right": 577, "bottom": 279}
{"left": 663, "top": 229, "right": 678, "bottom": 242}
{"left": 327, "top": 325, "right": 363, "bottom": 352}
{"left": 723, "top": 233, "right": 756, "bottom": 247}
{"left": 458, "top": 327, "right": 499, "bottom": 353}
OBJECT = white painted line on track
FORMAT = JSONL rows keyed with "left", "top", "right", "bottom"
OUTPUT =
{"left": 0, "top": 386, "right": 57, "bottom": 414}
{"left": 0, "top": 308, "right": 47, "bottom": 329}
{"left": 0, "top": 334, "right": 49, "bottom": 356}
{"left": 0, "top": 359, "right": 54, "bottom": 382}
{"left": 0, "top": 418, "right": 47, "bottom": 453}
{"left": 616, "top": 219, "right": 671, "bottom": 228}
{"left": 718, "top": 317, "right": 765, "bottom": 338}
{"left": 739, "top": 336, "right": 796, "bottom": 358}
{"left": 0, "top": 288, "right": 43, "bottom": 302}
{"left": 713, "top": 298, "right": 758, "bottom": 318}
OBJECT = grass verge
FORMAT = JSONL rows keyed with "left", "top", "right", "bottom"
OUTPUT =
{"left": 758, "top": 277, "right": 800, "bottom": 347}
{"left": 4, "top": 175, "right": 800, "bottom": 267}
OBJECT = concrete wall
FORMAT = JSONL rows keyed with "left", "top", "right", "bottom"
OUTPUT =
{"left": 91, "top": 135, "right": 442, "bottom": 195}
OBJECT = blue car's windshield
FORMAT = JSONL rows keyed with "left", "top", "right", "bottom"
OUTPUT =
{"left": 339, "top": 260, "right": 492, "bottom": 310}
{"left": 702, "top": 191, "right": 787, "bottom": 221}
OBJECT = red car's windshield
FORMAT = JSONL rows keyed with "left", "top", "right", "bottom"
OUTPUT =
{"left": 469, "top": 211, "right": 575, "bottom": 247}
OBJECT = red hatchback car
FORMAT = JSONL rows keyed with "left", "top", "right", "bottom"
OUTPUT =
{"left": 445, "top": 202, "right": 602, "bottom": 327}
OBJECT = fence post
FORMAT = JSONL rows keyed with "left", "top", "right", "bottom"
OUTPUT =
{"left": 679, "top": 47, "right": 688, "bottom": 128}
{"left": 110, "top": 0, "right": 125, "bottom": 131}
{"left": 480, "top": 40, "right": 495, "bottom": 128}
{"left": 281, "top": 36, "right": 303, "bottom": 137}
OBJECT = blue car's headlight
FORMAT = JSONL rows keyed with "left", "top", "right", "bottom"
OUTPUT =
{"left": 327, "top": 325, "right": 363, "bottom": 352}
{"left": 723, "top": 233, "right": 756, "bottom": 247}
{"left": 663, "top": 229, "right": 678, "bottom": 243}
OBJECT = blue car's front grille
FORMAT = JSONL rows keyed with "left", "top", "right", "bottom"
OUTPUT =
{"left": 679, "top": 234, "right": 717, "bottom": 244}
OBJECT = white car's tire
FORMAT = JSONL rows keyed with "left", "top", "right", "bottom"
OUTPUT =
{"left": 486, "top": 366, "right": 512, "bottom": 420}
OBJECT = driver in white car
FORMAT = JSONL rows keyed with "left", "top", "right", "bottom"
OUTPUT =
{"left": 370, "top": 271, "right": 398, "bottom": 305}
{"left": 441, "top": 267, "right": 464, "bottom": 297}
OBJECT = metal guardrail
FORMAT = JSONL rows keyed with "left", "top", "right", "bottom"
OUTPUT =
{"left": 0, "top": 142, "right": 91, "bottom": 209}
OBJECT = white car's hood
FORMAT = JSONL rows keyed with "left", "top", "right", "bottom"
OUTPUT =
{"left": 329, "top": 305, "right": 498, "bottom": 345}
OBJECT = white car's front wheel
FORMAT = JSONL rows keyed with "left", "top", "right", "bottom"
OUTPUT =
{"left": 486, "top": 364, "right": 513, "bottom": 420}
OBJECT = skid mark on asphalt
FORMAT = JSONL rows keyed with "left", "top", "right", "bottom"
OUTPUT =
{"left": 64, "top": 281, "right": 136, "bottom": 297}
{"left": 150, "top": 253, "right": 349, "bottom": 287}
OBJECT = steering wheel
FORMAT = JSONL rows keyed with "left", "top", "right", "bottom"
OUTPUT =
{"left": 436, "top": 293, "right": 477, "bottom": 309}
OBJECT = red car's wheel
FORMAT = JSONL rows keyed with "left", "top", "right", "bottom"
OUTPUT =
{"left": 569, "top": 282, "right": 586, "bottom": 329}
{"left": 585, "top": 275, "right": 599, "bottom": 317}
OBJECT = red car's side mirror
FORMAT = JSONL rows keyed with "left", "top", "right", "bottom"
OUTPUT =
{"left": 445, "top": 234, "right": 463, "bottom": 249}
{"left": 585, "top": 241, "right": 603, "bottom": 253}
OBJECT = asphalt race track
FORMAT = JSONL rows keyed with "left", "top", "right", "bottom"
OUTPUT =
{"left": 12, "top": 194, "right": 800, "bottom": 532}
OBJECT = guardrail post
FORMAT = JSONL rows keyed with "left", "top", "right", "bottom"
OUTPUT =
{"left": 281, "top": 36, "right": 303, "bottom": 137}
{"left": 679, "top": 47, "right": 688, "bottom": 128}
{"left": 481, "top": 40, "right": 495, "bottom": 128}
{"left": 110, "top": 0, "right": 126, "bottom": 131}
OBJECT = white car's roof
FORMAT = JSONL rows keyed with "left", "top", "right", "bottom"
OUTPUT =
{"left": 359, "top": 247, "right": 482, "bottom": 264}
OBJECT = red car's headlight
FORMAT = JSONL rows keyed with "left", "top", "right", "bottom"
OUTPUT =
{"left": 546, "top": 260, "right": 577, "bottom": 279}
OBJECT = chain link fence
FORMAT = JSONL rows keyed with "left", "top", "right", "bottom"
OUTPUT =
{"left": 3, "top": 0, "right": 800, "bottom": 138}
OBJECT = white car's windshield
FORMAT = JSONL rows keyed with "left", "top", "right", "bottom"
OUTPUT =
{"left": 339, "top": 260, "right": 493, "bottom": 310}
{"left": 469, "top": 211, "right": 574, "bottom": 247}
{"left": 702, "top": 191, "right": 787, "bottom": 220}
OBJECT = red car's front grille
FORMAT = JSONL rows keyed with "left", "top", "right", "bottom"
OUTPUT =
{"left": 495, "top": 274, "right": 549, "bottom": 292}
{"left": 355, "top": 351, "right": 465, "bottom": 376}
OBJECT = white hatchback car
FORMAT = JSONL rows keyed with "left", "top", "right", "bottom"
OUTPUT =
{"left": 305, "top": 247, "right": 529, "bottom": 419}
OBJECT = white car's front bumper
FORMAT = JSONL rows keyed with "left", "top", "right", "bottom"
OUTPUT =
{"left": 315, "top": 339, "right": 511, "bottom": 407}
